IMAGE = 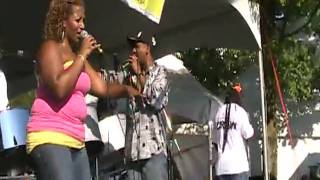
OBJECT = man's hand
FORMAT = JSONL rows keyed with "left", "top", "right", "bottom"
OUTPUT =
{"left": 126, "top": 85, "right": 141, "bottom": 97}
{"left": 128, "top": 55, "right": 142, "bottom": 75}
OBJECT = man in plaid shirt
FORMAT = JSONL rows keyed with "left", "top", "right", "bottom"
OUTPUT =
{"left": 124, "top": 31, "right": 169, "bottom": 180}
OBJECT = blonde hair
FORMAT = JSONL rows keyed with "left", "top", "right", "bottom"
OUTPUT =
{"left": 43, "top": 0, "right": 84, "bottom": 42}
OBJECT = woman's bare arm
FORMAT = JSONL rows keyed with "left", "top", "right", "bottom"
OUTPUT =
{"left": 37, "top": 40, "right": 85, "bottom": 100}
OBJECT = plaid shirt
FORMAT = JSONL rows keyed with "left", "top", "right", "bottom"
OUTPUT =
{"left": 126, "top": 63, "right": 169, "bottom": 161}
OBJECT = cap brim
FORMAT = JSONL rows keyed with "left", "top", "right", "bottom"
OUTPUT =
{"left": 127, "top": 36, "right": 140, "bottom": 46}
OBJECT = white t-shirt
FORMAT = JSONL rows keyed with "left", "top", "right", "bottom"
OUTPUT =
{"left": 0, "top": 70, "right": 9, "bottom": 112}
{"left": 0, "top": 70, "right": 9, "bottom": 111}
{"left": 213, "top": 103, "right": 254, "bottom": 175}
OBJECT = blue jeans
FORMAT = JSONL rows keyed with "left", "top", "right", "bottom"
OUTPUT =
{"left": 30, "top": 144, "right": 91, "bottom": 180}
{"left": 124, "top": 153, "right": 168, "bottom": 180}
{"left": 216, "top": 172, "right": 249, "bottom": 180}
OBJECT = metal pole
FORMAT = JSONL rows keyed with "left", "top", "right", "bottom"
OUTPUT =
{"left": 258, "top": 50, "right": 269, "bottom": 180}
{"left": 95, "top": 157, "right": 99, "bottom": 180}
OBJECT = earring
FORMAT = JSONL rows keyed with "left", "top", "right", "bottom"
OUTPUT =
{"left": 61, "top": 30, "right": 65, "bottom": 40}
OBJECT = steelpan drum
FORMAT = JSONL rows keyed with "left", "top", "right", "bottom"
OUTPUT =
{"left": 0, "top": 108, "right": 30, "bottom": 174}
{"left": 85, "top": 94, "right": 104, "bottom": 157}
{"left": 0, "top": 108, "right": 29, "bottom": 152}
{"left": 98, "top": 114, "right": 126, "bottom": 171}
{"left": 98, "top": 114, "right": 126, "bottom": 152}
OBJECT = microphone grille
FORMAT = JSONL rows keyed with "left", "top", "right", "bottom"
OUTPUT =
{"left": 80, "top": 30, "right": 88, "bottom": 38}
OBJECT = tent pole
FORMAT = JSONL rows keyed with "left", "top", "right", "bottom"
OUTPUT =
{"left": 258, "top": 50, "right": 269, "bottom": 180}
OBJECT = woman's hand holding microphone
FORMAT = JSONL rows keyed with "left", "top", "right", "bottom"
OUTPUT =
{"left": 78, "top": 31, "right": 102, "bottom": 63}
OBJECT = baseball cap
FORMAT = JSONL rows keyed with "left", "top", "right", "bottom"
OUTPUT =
{"left": 127, "top": 31, "right": 156, "bottom": 47}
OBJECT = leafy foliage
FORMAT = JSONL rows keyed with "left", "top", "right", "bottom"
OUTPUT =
{"left": 259, "top": 0, "right": 320, "bottom": 103}
{"left": 180, "top": 48, "right": 256, "bottom": 95}
{"left": 275, "top": 39, "right": 316, "bottom": 102}
{"left": 179, "top": 1, "right": 320, "bottom": 103}
{"left": 9, "top": 90, "right": 35, "bottom": 109}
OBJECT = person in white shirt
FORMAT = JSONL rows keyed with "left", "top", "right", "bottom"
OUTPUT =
{"left": 213, "top": 84, "right": 254, "bottom": 180}
{"left": 0, "top": 69, "right": 9, "bottom": 112}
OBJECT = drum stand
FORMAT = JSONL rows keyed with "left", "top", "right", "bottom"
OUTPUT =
{"left": 167, "top": 137, "right": 181, "bottom": 180}
{"left": 89, "top": 157, "right": 99, "bottom": 180}
{"left": 164, "top": 110, "right": 181, "bottom": 180}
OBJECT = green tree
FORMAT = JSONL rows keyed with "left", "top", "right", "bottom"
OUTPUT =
{"left": 261, "top": 1, "right": 320, "bottom": 178}
{"left": 180, "top": 48, "right": 256, "bottom": 95}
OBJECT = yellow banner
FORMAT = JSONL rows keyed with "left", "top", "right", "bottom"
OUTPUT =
{"left": 122, "top": 0, "right": 165, "bottom": 23}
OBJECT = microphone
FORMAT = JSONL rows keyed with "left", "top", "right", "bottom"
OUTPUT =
{"left": 121, "top": 61, "right": 130, "bottom": 70}
{"left": 113, "top": 53, "right": 120, "bottom": 72}
{"left": 80, "top": 30, "right": 104, "bottom": 54}
{"left": 120, "top": 60, "right": 132, "bottom": 79}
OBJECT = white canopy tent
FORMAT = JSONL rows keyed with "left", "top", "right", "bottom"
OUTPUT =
{"left": 156, "top": 54, "right": 223, "bottom": 125}
{"left": 0, "top": 0, "right": 261, "bottom": 97}
{"left": 0, "top": 0, "right": 267, "bottom": 179}
{"left": 85, "top": 0, "right": 261, "bottom": 60}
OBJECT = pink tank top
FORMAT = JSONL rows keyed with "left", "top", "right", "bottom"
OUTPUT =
{"left": 27, "top": 71, "right": 91, "bottom": 142}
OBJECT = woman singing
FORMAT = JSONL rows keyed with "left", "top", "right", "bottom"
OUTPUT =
{"left": 26, "top": 0, "right": 139, "bottom": 179}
